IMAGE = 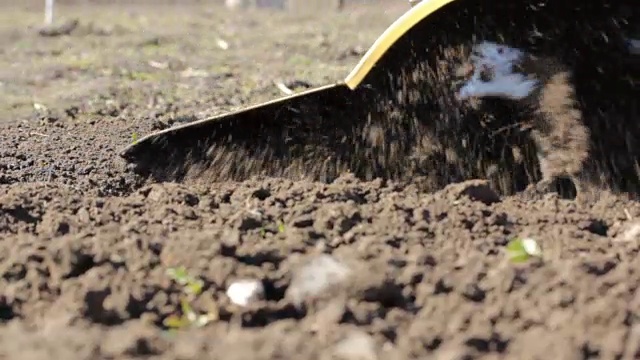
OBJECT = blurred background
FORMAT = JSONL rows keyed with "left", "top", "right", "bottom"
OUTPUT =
{"left": 0, "top": 0, "right": 406, "bottom": 125}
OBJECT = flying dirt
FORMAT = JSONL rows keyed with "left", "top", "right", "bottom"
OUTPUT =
{"left": 121, "top": 0, "right": 639, "bottom": 199}
{"left": 454, "top": 41, "right": 591, "bottom": 200}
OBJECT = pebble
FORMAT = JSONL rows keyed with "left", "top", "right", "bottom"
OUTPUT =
{"left": 226, "top": 279, "right": 265, "bottom": 306}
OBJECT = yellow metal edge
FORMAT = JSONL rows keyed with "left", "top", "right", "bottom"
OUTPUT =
{"left": 121, "top": 82, "right": 345, "bottom": 153}
{"left": 343, "top": 0, "right": 455, "bottom": 90}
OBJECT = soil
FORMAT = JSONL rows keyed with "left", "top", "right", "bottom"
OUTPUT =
{"left": 2, "top": 1, "right": 640, "bottom": 359}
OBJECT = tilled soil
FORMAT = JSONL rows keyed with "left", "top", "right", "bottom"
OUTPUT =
{"left": 2, "top": 1, "right": 640, "bottom": 359}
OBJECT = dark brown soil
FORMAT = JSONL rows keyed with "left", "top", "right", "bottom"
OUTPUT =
{"left": 2, "top": 1, "right": 640, "bottom": 359}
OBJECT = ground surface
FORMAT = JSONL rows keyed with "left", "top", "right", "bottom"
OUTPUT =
{"left": 2, "top": 1, "right": 640, "bottom": 359}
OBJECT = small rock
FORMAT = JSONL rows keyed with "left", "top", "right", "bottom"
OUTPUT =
{"left": 226, "top": 279, "right": 265, "bottom": 306}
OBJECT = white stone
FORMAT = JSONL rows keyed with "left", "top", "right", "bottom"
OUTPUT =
{"left": 226, "top": 279, "right": 265, "bottom": 306}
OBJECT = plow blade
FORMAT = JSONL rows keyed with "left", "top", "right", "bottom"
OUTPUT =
{"left": 120, "top": 0, "right": 638, "bottom": 196}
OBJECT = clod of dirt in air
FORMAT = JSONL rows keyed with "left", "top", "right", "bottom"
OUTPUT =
{"left": 333, "top": 331, "right": 379, "bottom": 360}
{"left": 226, "top": 279, "right": 265, "bottom": 307}
{"left": 38, "top": 18, "right": 79, "bottom": 37}
{"left": 286, "top": 254, "right": 352, "bottom": 306}
{"left": 506, "top": 237, "right": 542, "bottom": 263}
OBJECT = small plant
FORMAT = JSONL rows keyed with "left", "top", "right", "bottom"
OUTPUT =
{"left": 166, "top": 266, "right": 204, "bottom": 295}
{"left": 259, "top": 220, "right": 285, "bottom": 238}
{"left": 163, "top": 299, "right": 216, "bottom": 329}
{"left": 131, "top": 132, "right": 139, "bottom": 144}
{"left": 506, "top": 237, "right": 542, "bottom": 263}
{"left": 163, "top": 266, "right": 217, "bottom": 330}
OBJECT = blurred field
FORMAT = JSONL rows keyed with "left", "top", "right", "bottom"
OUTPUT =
{"left": 0, "top": 0, "right": 405, "bottom": 122}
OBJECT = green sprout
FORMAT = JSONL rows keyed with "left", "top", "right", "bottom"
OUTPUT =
{"left": 259, "top": 221, "right": 285, "bottom": 238}
{"left": 166, "top": 266, "right": 204, "bottom": 295}
{"left": 131, "top": 132, "right": 139, "bottom": 144}
{"left": 163, "top": 299, "right": 216, "bottom": 329}
{"left": 506, "top": 237, "right": 542, "bottom": 263}
{"left": 163, "top": 267, "right": 216, "bottom": 330}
